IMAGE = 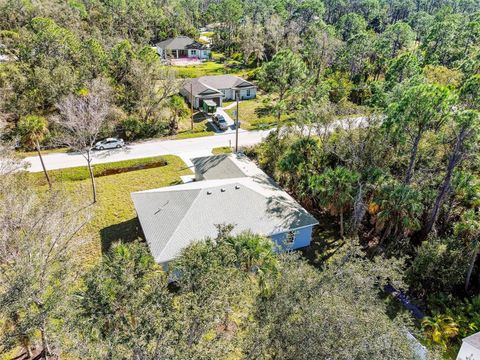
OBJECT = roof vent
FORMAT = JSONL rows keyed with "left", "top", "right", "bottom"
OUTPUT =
{"left": 207, "top": 191, "right": 212, "bottom": 195}
{"left": 235, "top": 185, "right": 240, "bottom": 190}
{"left": 221, "top": 188, "right": 226, "bottom": 192}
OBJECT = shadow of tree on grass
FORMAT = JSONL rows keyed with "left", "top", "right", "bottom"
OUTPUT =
{"left": 100, "top": 217, "right": 145, "bottom": 254}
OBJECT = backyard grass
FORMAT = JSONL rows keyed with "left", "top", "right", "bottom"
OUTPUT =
{"left": 212, "top": 146, "right": 233, "bottom": 155}
{"left": 31, "top": 155, "right": 192, "bottom": 266}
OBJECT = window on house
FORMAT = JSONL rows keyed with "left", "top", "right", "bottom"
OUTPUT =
{"left": 191, "top": 50, "right": 197, "bottom": 55}
{"left": 286, "top": 231, "right": 296, "bottom": 245}
{"left": 246, "top": 89, "right": 251, "bottom": 97}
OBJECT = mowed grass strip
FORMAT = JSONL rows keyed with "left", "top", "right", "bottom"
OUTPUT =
{"left": 29, "top": 155, "right": 170, "bottom": 183}
{"left": 212, "top": 146, "right": 232, "bottom": 155}
{"left": 32, "top": 155, "right": 192, "bottom": 265}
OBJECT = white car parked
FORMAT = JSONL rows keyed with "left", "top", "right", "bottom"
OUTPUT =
{"left": 94, "top": 138, "right": 125, "bottom": 150}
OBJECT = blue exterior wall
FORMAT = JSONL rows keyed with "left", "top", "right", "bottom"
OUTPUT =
{"left": 270, "top": 226, "right": 313, "bottom": 251}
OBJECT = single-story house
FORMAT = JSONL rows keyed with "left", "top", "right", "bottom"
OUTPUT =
{"left": 457, "top": 332, "right": 480, "bottom": 359}
{"left": 155, "top": 36, "right": 210, "bottom": 60}
{"left": 181, "top": 75, "right": 256, "bottom": 109}
{"left": 131, "top": 153, "right": 318, "bottom": 264}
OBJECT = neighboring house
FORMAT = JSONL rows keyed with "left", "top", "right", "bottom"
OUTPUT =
{"left": 181, "top": 75, "right": 257, "bottom": 109}
{"left": 457, "top": 332, "right": 480, "bottom": 359}
{"left": 155, "top": 36, "right": 210, "bottom": 60}
{"left": 131, "top": 153, "right": 318, "bottom": 264}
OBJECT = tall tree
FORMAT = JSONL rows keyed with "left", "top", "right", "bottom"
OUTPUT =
{"left": 17, "top": 115, "right": 52, "bottom": 188}
{"left": 454, "top": 209, "right": 480, "bottom": 292}
{"left": 385, "top": 83, "right": 452, "bottom": 185}
{"left": 420, "top": 109, "right": 480, "bottom": 241}
{"left": 420, "top": 76, "right": 480, "bottom": 240}
{"left": 55, "top": 78, "right": 111, "bottom": 203}
{"left": 0, "top": 170, "right": 88, "bottom": 358}
{"left": 258, "top": 49, "right": 307, "bottom": 123}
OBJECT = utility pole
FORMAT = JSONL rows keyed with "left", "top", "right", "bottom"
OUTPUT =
{"left": 235, "top": 91, "right": 239, "bottom": 153}
{"left": 190, "top": 82, "right": 194, "bottom": 131}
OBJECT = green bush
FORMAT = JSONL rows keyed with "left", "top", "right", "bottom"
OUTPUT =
{"left": 407, "top": 236, "right": 469, "bottom": 298}
{"left": 121, "top": 117, "right": 169, "bottom": 140}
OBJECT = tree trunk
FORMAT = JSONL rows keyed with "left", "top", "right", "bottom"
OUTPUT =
{"left": 339, "top": 209, "right": 344, "bottom": 238}
{"left": 36, "top": 142, "right": 52, "bottom": 189}
{"left": 465, "top": 245, "right": 478, "bottom": 292}
{"left": 21, "top": 337, "right": 33, "bottom": 358}
{"left": 419, "top": 125, "right": 468, "bottom": 242}
{"left": 380, "top": 223, "right": 393, "bottom": 245}
{"left": 40, "top": 318, "right": 51, "bottom": 359}
{"left": 404, "top": 130, "right": 422, "bottom": 185}
{"left": 86, "top": 151, "right": 97, "bottom": 204}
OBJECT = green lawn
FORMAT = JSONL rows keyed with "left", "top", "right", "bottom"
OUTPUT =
{"left": 212, "top": 146, "right": 232, "bottom": 155}
{"left": 176, "top": 110, "right": 216, "bottom": 138}
{"left": 170, "top": 54, "right": 257, "bottom": 79}
{"left": 30, "top": 156, "right": 170, "bottom": 183}
{"left": 225, "top": 95, "right": 286, "bottom": 130}
{"left": 16, "top": 147, "right": 69, "bottom": 158}
{"left": 31, "top": 155, "right": 192, "bottom": 265}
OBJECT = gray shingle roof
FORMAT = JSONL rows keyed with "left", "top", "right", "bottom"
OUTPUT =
{"left": 156, "top": 36, "right": 207, "bottom": 50}
{"left": 183, "top": 75, "right": 255, "bottom": 97}
{"left": 131, "top": 155, "right": 318, "bottom": 263}
{"left": 463, "top": 332, "right": 480, "bottom": 350}
{"left": 192, "top": 154, "right": 247, "bottom": 180}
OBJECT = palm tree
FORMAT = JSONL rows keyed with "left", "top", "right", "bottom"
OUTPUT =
{"left": 17, "top": 115, "right": 52, "bottom": 188}
{"left": 375, "top": 182, "right": 423, "bottom": 243}
{"left": 309, "top": 166, "right": 359, "bottom": 238}
{"left": 278, "top": 137, "right": 320, "bottom": 197}
{"left": 223, "top": 232, "right": 278, "bottom": 276}
{"left": 454, "top": 209, "right": 480, "bottom": 292}
{"left": 422, "top": 314, "right": 459, "bottom": 350}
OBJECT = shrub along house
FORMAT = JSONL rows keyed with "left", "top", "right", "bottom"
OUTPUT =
{"left": 131, "top": 153, "right": 318, "bottom": 265}
{"left": 155, "top": 36, "right": 210, "bottom": 60}
{"left": 181, "top": 75, "right": 256, "bottom": 110}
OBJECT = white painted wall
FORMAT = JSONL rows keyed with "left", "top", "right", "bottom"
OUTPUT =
{"left": 239, "top": 87, "right": 256, "bottom": 100}
{"left": 457, "top": 342, "right": 480, "bottom": 360}
{"left": 217, "top": 87, "right": 256, "bottom": 101}
{"left": 187, "top": 49, "right": 210, "bottom": 59}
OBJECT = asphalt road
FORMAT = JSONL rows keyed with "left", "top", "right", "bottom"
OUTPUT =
{"left": 22, "top": 116, "right": 367, "bottom": 172}
{"left": 23, "top": 129, "right": 272, "bottom": 172}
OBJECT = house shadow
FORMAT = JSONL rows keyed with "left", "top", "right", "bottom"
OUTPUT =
{"left": 100, "top": 217, "right": 145, "bottom": 254}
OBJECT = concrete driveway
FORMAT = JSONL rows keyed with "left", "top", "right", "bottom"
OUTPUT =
{"left": 208, "top": 107, "right": 237, "bottom": 134}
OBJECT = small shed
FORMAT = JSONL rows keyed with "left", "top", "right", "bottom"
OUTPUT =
{"left": 202, "top": 99, "right": 217, "bottom": 114}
